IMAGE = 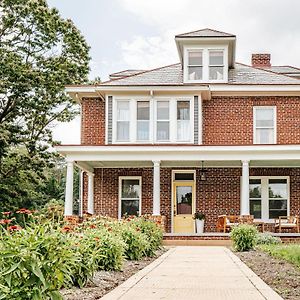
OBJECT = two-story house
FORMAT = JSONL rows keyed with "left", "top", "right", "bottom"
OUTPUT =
{"left": 57, "top": 28, "right": 300, "bottom": 234}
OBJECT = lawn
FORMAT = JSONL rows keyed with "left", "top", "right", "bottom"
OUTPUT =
{"left": 260, "top": 244, "right": 300, "bottom": 268}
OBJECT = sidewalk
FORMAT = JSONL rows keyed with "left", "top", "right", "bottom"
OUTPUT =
{"left": 102, "top": 246, "right": 283, "bottom": 300}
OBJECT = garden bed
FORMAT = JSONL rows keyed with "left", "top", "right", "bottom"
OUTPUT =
{"left": 236, "top": 248, "right": 300, "bottom": 300}
{"left": 62, "top": 248, "right": 167, "bottom": 300}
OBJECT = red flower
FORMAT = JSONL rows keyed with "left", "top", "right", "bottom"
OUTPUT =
{"left": 89, "top": 224, "right": 97, "bottom": 229}
{"left": 7, "top": 225, "right": 22, "bottom": 231}
{"left": 0, "top": 219, "right": 12, "bottom": 224}
{"left": 61, "top": 225, "right": 72, "bottom": 233}
{"left": 16, "top": 208, "right": 32, "bottom": 214}
{"left": 2, "top": 212, "right": 11, "bottom": 216}
{"left": 94, "top": 237, "right": 100, "bottom": 241}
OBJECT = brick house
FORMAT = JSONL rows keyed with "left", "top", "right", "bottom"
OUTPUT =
{"left": 56, "top": 29, "right": 300, "bottom": 234}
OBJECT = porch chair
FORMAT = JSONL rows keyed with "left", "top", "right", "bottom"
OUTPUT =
{"left": 274, "top": 216, "right": 299, "bottom": 233}
{"left": 238, "top": 215, "right": 254, "bottom": 224}
{"left": 216, "top": 215, "right": 239, "bottom": 233}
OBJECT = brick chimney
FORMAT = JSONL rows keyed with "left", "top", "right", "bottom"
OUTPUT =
{"left": 251, "top": 53, "right": 271, "bottom": 68}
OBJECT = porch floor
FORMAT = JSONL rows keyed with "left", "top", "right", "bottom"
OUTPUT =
{"left": 101, "top": 246, "right": 282, "bottom": 300}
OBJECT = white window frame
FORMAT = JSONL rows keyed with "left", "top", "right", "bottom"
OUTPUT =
{"left": 183, "top": 45, "right": 228, "bottom": 83}
{"left": 118, "top": 176, "right": 142, "bottom": 219}
{"left": 112, "top": 96, "right": 194, "bottom": 144}
{"left": 253, "top": 106, "right": 277, "bottom": 144}
{"left": 208, "top": 49, "right": 225, "bottom": 81}
{"left": 249, "top": 176, "right": 289, "bottom": 222}
{"left": 155, "top": 99, "right": 171, "bottom": 142}
{"left": 136, "top": 100, "right": 151, "bottom": 142}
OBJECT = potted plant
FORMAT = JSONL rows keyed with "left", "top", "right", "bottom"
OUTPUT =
{"left": 194, "top": 212, "right": 205, "bottom": 233}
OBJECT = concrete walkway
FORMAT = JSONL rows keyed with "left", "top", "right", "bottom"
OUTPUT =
{"left": 102, "top": 246, "right": 283, "bottom": 300}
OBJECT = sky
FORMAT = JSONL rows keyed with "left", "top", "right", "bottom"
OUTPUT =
{"left": 48, "top": 0, "right": 300, "bottom": 144}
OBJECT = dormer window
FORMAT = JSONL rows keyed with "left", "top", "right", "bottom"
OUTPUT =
{"left": 183, "top": 46, "right": 228, "bottom": 83}
{"left": 209, "top": 50, "right": 224, "bottom": 80}
{"left": 188, "top": 51, "right": 203, "bottom": 80}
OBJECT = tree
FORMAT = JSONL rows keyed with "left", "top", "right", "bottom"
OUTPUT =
{"left": 0, "top": 0, "right": 90, "bottom": 211}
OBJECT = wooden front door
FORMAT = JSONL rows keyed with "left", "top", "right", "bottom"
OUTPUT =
{"left": 173, "top": 182, "right": 195, "bottom": 233}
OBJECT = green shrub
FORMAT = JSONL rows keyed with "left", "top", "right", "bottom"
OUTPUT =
{"left": 129, "top": 218, "right": 163, "bottom": 256}
{"left": 256, "top": 232, "right": 282, "bottom": 245}
{"left": 118, "top": 224, "right": 149, "bottom": 260}
{"left": 230, "top": 224, "right": 258, "bottom": 252}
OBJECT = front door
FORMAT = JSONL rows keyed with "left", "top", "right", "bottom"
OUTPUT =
{"left": 173, "top": 182, "right": 195, "bottom": 233}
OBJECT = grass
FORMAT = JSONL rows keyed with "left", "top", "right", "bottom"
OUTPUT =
{"left": 260, "top": 244, "right": 300, "bottom": 268}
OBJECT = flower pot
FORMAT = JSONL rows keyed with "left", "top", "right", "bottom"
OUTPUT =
{"left": 196, "top": 219, "right": 204, "bottom": 233}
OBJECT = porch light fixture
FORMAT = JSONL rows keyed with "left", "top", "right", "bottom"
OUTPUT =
{"left": 200, "top": 161, "right": 207, "bottom": 181}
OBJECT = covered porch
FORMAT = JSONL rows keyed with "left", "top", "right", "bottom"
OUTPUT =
{"left": 56, "top": 145, "right": 300, "bottom": 234}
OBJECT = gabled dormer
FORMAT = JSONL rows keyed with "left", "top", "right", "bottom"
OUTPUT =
{"left": 175, "top": 28, "right": 236, "bottom": 84}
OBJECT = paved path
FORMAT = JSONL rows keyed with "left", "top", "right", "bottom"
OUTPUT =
{"left": 102, "top": 246, "right": 282, "bottom": 300}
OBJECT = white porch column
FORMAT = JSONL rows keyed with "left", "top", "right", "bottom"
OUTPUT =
{"left": 152, "top": 160, "right": 161, "bottom": 216}
{"left": 87, "top": 172, "right": 95, "bottom": 214}
{"left": 241, "top": 160, "right": 250, "bottom": 215}
{"left": 64, "top": 161, "right": 74, "bottom": 216}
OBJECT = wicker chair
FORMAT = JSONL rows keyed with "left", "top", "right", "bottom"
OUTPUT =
{"left": 274, "top": 216, "right": 299, "bottom": 233}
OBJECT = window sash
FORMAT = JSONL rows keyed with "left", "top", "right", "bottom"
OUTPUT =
{"left": 254, "top": 107, "right": 276, "bottom": 144}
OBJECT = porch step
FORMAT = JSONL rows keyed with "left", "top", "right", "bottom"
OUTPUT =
{"left": 163, "top": 233, "right": 231, "bottom": 246}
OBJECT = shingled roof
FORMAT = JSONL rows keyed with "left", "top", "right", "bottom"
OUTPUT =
{"left": 100, "top": 63, "right": 300, "bottom": 86}
{"left": 175, "top": 28, "right": 235, "bottom": 38}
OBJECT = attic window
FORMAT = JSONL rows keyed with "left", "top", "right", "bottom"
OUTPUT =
{"left": 209, "top": 50, "right": 224, "bottom": 80}
{"left": 187, "top": 51, "right": 203, "bottom": 80}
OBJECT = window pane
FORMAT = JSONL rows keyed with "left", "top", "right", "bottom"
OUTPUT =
{"left": 157, "top": 101, "right": 169, "bottom": 120}
{"left": 176, "top": 186, "right": 192, "bottom": 214}
{"left": 250, "top": 200, "right": 262, "bottom": 219}
{"left": 249, "top": 179, "right": 261, "bottom": 198}
{"left": 177, "top": 101, "right": 190, "bottom": 120}
{"left": 256, "top": 109, "right": 274, "bottom": 127}
{"left": 209, "top": 51, "right": 224, "bottom": 65}
{"left": 137, "top": 101, "right": 149, "bottom": 120}
{"left": 269, "top": 179, "right": 287, "bottom": 198}
{"left": 174, "top": 173, "right": 194, "bottom": 181}
{"left": 121, "top": 179, "right": 140, "bottom": 198}
{"left": 177, "top": 120, "right": 190, "bottom": 141}
{"left": 121, "top": 200, "right": 139, "bottom": 217}
{"left": 256, "top": 128, "right": 274, "bottom": 144}
{"left": 117, "top": 121, "right": 129, "bottom": 141}
{"left": 188, "top": 51, "right": 202, "bottom": 65}
{"left": 137, "top": 121, "right": 149, "bottom": 140}
{"left": 209, "top": 66, "right": 224, "bottom": 80}
{"left": 269, "top": 199, "right": 287, "bottom": 219}
{"left": 188, "top": 66, "right": 202, "bottom": 80}
{"left": 117, "top": 101, "right": 130, "bottom": 121}
{"left": 157, "top": 121, "right": 169, "bottom": 140}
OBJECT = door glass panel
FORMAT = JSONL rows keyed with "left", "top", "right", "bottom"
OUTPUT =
{"left": 176, "top": 186, "right": 192, "bottom": 214}
{"left": 249, "top": 179, "right": 262, "bottom": 219}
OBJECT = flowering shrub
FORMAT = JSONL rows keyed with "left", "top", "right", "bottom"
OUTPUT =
{"left": 230, "top": 224, "right": 258, "bottom": 251}
{"left": 0, "top": 209, "right": 163, "bottom": 299}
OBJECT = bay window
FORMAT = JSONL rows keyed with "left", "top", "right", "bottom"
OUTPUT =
{"left": 119, "top": 177, "right": 141, "bottom": 218}
{"left": 116, "top": 100, "right": 130, "bottom": 141}
{"left": 177, "top": 101, "right": 190, "bottom": 141}
{"left": 253, "top": 107, "right": 276, "bottom": 144}
{"left": 137, "top": 101, "right": 150, "bottom": 141}
{"left": 156, "top": 101, "right": 170, "bottom": 141}
{"left": 249, "top": 177, "right": 289, "bottom": 220}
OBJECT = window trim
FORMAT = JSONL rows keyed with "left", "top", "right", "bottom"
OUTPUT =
{"left": 183, "top": 45, "right": 228, "bottom": 83}
{"left": 253, "top": 106, "right": 277, "bottom": 144}
{"left": 187, "top": 49, "right": 203, "bottom": 81}
{"left": 136, "top": 100, "right": 151, "bottom": 142}
{"left": 208, "top": 49, "right": 225, "bottom": 80}
{"left": 118, "top": 176, "right": 142, "bottom": 219}
{"left": 249, "top": 176, "right": 289, "bottom": 222}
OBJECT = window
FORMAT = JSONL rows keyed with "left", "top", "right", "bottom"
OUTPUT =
{"left": 254, "top": 107, "right": 276, "bottom": 144}
{"left": 248, "top": 177, "right": 289, "bottom": 220}
{"left": 116, "top": 101, "right": 130, "bottom": 141}
{"left": 137, "top": 101, "right": 150, "bottom": 141}
{"left": 187, "top": 51, "right": 203, "bottom": 80}
{"left": 174, "top": 172, "right": 194, "bottom": 181}
{"left": 177, "top": 101, "right": 190, "bottom": 141}
{"left": 156, "top": 101, "right": 170, "bottom": 141}
{"left": 209, "top": 50, "right": 224, "bottom": 80}
{"left": 268, "top": 179, "right": 288, "bottom": 219}
{"left": 119, "top": 177, "right": 141, "bottom": 218}
{"left": 249, "top": 179, "right": 262, "bottom": 219}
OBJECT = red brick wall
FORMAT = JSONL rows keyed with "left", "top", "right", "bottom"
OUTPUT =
{"left": 82, "top": 167, "right": 300, "bottom": 233}
{"left": 203, "top": 96, "right": 300, "bottom": 145}
{"left": 81, "top": 97, "right": 105, "bottom": 145}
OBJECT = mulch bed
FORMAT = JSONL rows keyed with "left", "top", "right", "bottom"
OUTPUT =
{"left": 61, "top": 248, "right": 167, "bottom": 300}
{"left": 236, "top": 249, "right": 300, "bottom": 300}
